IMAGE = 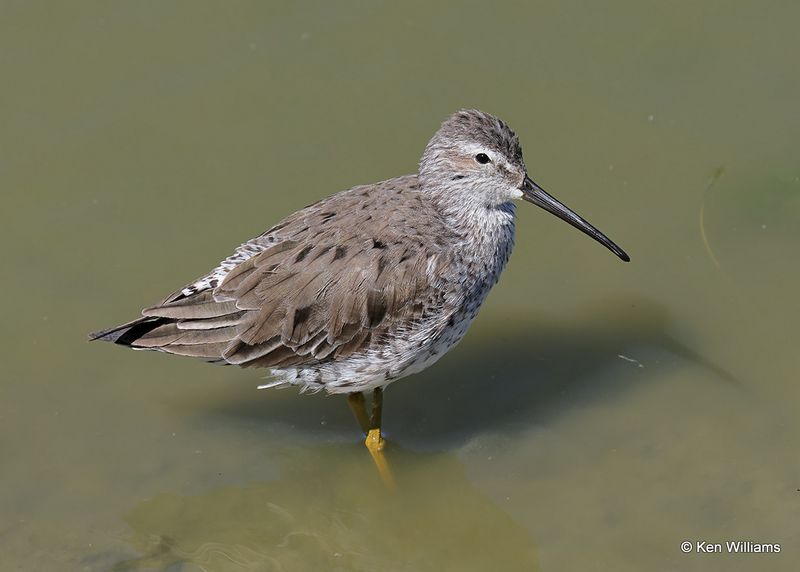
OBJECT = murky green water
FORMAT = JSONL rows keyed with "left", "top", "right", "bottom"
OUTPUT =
{"left": 2, "top": 1, "right": 798, "bottom": 570}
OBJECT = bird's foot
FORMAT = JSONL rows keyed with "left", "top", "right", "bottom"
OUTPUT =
{"left": 364, "top": 428, "right": 395, "bottom": 491}
{"left": 365, "top": 428, "right": 386, "bottom": 452}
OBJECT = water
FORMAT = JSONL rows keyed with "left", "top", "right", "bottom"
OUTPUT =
{"left": 2, "top": 1, "right": 798, "bottom": 570}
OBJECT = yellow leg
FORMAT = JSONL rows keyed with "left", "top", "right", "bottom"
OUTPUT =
{"left": 366, "top": 387, "right": 386, "bottom": 452}
{"left": 347, "top": 387, "right": 395, "bottom": 491}
{"left": 367, "top": 440, "right": 395, "bottom": 492}
{"left": 346, "top": 392, "right": 370, "bottom": 434}
{"left": 365, "top": 428, "right": 385, "bottom": 451}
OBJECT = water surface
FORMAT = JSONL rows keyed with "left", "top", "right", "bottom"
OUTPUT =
{"left": 1, "top": 2, "right": 798, "bottom": 570}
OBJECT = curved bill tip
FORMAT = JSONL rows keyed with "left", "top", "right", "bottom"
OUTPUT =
{"left": 521, "top": 176, "right": 630, "bottom": 262}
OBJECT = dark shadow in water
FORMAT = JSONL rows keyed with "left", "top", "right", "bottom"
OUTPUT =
{"left": 112, "top": 443, "right": 539, "bottom": 572}
{"left": 184, "top": 295, "right": 739, "bottom": 450}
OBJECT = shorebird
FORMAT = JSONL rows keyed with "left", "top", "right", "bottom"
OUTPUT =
{"left": 91, "top": 109, "right": 629, "bottom": 460}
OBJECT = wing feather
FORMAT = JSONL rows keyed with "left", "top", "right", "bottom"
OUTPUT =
{"left": 102, "top": 176, "right": 461, "bottom": 374}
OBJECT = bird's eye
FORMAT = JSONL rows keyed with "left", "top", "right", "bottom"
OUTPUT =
{"left": 475, "top": 153, "right": 491, "bottom": 164}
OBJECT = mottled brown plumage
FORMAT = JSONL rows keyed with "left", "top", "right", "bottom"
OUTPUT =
{"left": 92, "top": 175, "right": 466, "bottom": 385}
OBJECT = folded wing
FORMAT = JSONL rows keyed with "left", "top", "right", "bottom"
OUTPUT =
{"left": 93, "top": 179, "right": 458, "bottom": 370}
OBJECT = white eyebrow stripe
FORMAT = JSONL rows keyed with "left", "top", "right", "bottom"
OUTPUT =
{"left": 457, "top": 142, "right": 492, "bottom": 156}
{"left": 456, "top": 142, "right": 510, "bottom": 167}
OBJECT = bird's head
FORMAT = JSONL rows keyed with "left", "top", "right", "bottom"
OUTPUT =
{"left": 420, "top": 109, "right": 629, "bottom": 262}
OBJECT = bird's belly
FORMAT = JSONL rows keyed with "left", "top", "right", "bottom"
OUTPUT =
{"left": 390, "top": 309, "right": 476, "bottom": 380}
{"left": 268, "top": 308, "right": 478, "bottom": 395}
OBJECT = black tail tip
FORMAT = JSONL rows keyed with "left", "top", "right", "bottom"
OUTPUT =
{"left": 88, "top": 326, "right": 129, "bottom": 343}
{"left": 88, "top": 317, "right": 166, "bottom": 346}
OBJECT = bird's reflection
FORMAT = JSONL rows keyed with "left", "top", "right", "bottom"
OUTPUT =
{"left": 113, "top": 443, "right": 539, "bottom": 572}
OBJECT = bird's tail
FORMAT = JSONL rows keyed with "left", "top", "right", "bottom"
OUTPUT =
{"left": 88, "top": 316, "right": 169, "bottom": 346}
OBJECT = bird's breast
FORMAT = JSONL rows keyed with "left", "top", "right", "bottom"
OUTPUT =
{"left": 457, "top": 201, "right": 516, "bottom": 292}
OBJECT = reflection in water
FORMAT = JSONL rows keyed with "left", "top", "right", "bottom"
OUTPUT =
{"left": 113, "top": 445, "right": 539, "bottom": 572}
{"left": 116, "top": 299, "right": 693, "bottom": 571}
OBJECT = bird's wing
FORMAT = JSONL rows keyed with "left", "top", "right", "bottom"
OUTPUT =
{"left": 126, "top": 178, "right": 461, "bottom": 368}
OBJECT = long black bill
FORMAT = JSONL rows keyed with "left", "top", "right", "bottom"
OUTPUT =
{"left": 521, "top": 175, "right": 630, "bottom": 262}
